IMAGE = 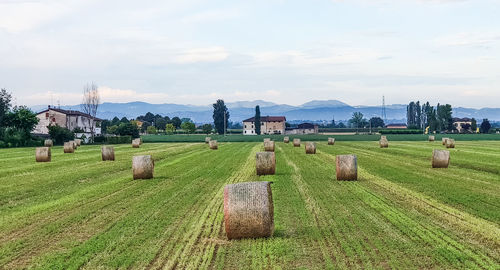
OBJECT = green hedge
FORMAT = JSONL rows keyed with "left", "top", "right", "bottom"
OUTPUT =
{"left": 107, "top": 136, "right": 132, "bottom": 144}
{"left": 379, "top": 129, "right": 423, "bottom": 134}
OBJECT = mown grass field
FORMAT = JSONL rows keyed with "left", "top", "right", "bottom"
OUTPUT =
{"left": 0, "top": 140, "right": 499, "bottom": 269}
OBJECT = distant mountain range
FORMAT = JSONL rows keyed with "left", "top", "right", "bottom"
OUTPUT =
{"left": 31, "top": 100, "right": 500, "bottom": 123}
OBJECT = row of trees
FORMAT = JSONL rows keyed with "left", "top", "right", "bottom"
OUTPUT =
{"left": 0, "top": 89, "right": 40, "bottom": 147}
{"left": 407, "top": 101, "right": 454, "bottom": 131}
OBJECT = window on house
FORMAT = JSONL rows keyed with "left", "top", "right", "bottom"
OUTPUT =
{"left": 45, "top": 113, "right": 49, "bottom": 118}
{"left": 52, "top": 117, "right": 55, "bottom": 122}
{"left": 244, "top": 125, "right": 247, "bottom": 128}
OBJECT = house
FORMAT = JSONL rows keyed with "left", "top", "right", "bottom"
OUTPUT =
{"left": 285, "top": 123, "right": 319, "bottom": 135}
{"left": 452, "top": 117, "right": 472, "bottom": 133}
{"left": 33, "top": 106, "right": 102, "bottom": 137}
{"left": 385, "top": 123, "right": 407, "bottom": 129}
{"left": 242, "top": 116, "right": 286, "bottom": 135}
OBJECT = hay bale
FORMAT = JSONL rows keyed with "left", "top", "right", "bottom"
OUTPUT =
{"left": 428, "top": 136, "right": 435, "bottom": 142}
{"left": 64, "top": 142, "right": 74, "bottom": 153}
{"left": 381, "top": 135, "right": 387, "bottom": 140}
{"left": 293, "top": 138, "right": 301, "bottom": 147}
{"left": 132, "top": 155, "right": 154, "bottom": 179}
{"left": 263, "top": 141, "right": 275, "bottom": 152}
{"left": 209, "top": 140, "right": 218, "bottom": 150}
{"left": 442, "top": 137, "right": 449, "bottom": 145}
{"left": 263, "top": 138, "right": 271, "bottom": 142}
{"left": 432, "top": 150, "right": 450, "bottom": 168}
{"left": 139, "top": 138, "right": 143, "bottom": 145}
{"left": 205, "top": 137, "right": 211, "bottom": 144}
{"left": 223, "top": 181, "right": 274, "bottom": 240}
{"left": 328, "top": 138, "right": 335, "bottom": 145}
{"left": 305, "top": 142, "right": 316, "bottom": 154}
{"left": 283, "top": 136, "right": 290, "bottom": 143}
{"left": 69, "top": 140, "right": 77, "bottom": 149}
{"left": 379, "top": 138, "right": 388, "bottom": 148}
{"left": 336, "top": 154, "right": 357, "bottom": 180}
{"left": 101, "top": 146, "right": 115, "bottom": 161}
{"left": 44, "top": 139, "right": 53, "bottom": 147}
{"left": 256, "top": 152, "right": 275, "bottom": 175}
{"left": 35, "top": 147, "right": 51, "bottom": 162}
{"left": 445, "top": 139, "right": 455, "bottom": 148}
{"left": 132, "top": 139, "right": 140, "bottom": 148}
{"left": 75, "top": 139, "right": 82, "bottom": 146}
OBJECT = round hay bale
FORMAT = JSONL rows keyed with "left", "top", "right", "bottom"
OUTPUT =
{"left": 263, "top": 138, "right": 271, "bottom": 142}
{"left": 442, "top": 137, "right": 449, "bottom": 145}
{"left": 263, "top": 141, "right": 275, "bottom": 152}
{"left": 305, "top": 142, "right": 316, "bottom": 154}
{"left": 205, "top": 137, "right": 211, "bottom": 144}
{"left": 64, "top": 142, "right": 74, "bottom": 153}
{"left": 256, "top": 152, "right": 275, "bottom": 175}
{"left": 293, "top": 138, "right": 301, "bottom": 147}
{"left": 44, "top": 139, "right": 53, "bottom": 147}
{"left": 381, "top": 135, "right": 387, "bottom": 140}
{"left": 35, "top": 147, "right": 51, "bottom": 162}
{"left": 379, "top": 138, "right": 388, "bottom": 148}
{"left": 75, "top": 139, "right": 82, "bottom": 146}
{"left": 132, "top": 155, "right": 154, "bottom": 179}
{"left": 428, "top": 136, "right": 435, "bottom": 142}
{"left": 101, "top": 146, "right": 115, "bottom": 161}
{"left": 132, "top": 139, "right": 140, "bottom": 148}
{"left": 69, "top": 140, "right": 77, "bottom": 149}
{"left": 223, "top": 181, "right": 274, "bottom": 240}
{"left": 328, "top": 137, "right": 335, "bottom": 145}
{"left": 336, "top": 154, "right": 357, "bottom": 181}
{"left": 209, "top": 140, "right": 218, "bottom": 150}
{"left": 445, "top": 139, "right": 455, "bottom": 148}
{"left": 432, "top": 150, "right": 450, "bottom": 168}
{"left": 283, "top": 136, "right": 290, "bottom": 143}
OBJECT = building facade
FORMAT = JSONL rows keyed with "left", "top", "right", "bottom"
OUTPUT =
{"left": 33, "top": 106, "right": 102, "bottom": 137}
{"left": 242, "top": 116, "right": 286, "bottom": 135}
{"left": 452, "top": 117, "right": 472, "bottom": 133}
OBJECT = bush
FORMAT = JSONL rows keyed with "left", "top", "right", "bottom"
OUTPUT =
{"left": 379, "top": 129, "right": 423, "bottom": 134}
{"left": 93, "top": 136, "right": 106, "bottom": 143}
{"left": 48, "top": 125, "right": 74, "bottom": 145}
{"left": 107, "top": 136, "right": 132, "bottom": 144}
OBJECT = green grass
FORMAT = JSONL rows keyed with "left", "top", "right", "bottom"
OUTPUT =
{"left": 142, "top": 133, "right": 500, "bottom": 143}
{"left": 0, "top": 141, "right": 498, "bottom": 269}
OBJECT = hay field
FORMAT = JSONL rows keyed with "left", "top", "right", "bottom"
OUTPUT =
{"left": 0, "top": 141, "right": 499, "bottom": 269}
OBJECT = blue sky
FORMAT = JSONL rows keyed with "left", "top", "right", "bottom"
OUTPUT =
{"left": 1, "top": 0, "right": 499, "bottom": 108}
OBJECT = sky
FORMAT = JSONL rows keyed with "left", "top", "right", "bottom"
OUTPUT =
{"left": 0, "top": 0, "right": 499, "bottom": 108}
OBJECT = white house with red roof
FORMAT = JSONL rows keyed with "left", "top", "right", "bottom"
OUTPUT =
{"left": 242, "top": 116, "right": 286, "bottom": 135}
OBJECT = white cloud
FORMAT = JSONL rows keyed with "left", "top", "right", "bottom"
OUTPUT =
{"left": 181, "top": 8, "right": 240, "bottom": 24}
{"left": 434, "top": 32, "right": 500, "bottom": 48}
{"left": 174, "top": 46, "right": 229, "bottom": 64}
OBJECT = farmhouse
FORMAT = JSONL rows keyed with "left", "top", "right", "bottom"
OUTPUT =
{"left": 285, "top": 123, "right": 319, "bottom": 135}
{"left": 452, "top": 117, "right": 472, "bottom": 133}
{"left": 33, "top": 105, "right": 102, "bottom": 137}
{"left": 242, "top": 116, "right": 286, "bottom": 135}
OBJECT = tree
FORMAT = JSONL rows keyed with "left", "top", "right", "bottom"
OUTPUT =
{"left": 165, "top": 123, "right": 175, "bottom": 135}
{"left": 111, "top": 116, "right": 120, "bottom": 126}
{"left": 255, "top": 105, "right": 261, "bottom": 135}
{"left": 81, "top": 82, "right": 100, "bottom": 142}
{"left": 48, "top": 125, "right": 74, "bottom": 144}
{"left": 181, "top": 121, "right": 196, "bottom": 134}
{"left": 120, "top": 117, "right": 129, "bottom": 123}
{"left": 406, "top": 101, "right": 422, "bottom": 129}
{"left": 100, "top": 119, "right": 111, "bottom": 134}
{"left": 117, "top": 122, "right": 139, "bottom": 138}
{"left": 337, "top": 122, "right": 346, "bottom": 128}
{"left": 0, "top": 88, "right": 12, "bottom": 126}
{"left": 471, "top": 118, "right": 477, "bottom": 132}
{"left": 201, "top": 124, "right": 213, "bottom": 134}
{"left": 369, "top": 117, "right": 385, "bottom": 128}
{"left": 107, "top": 125, "right": 119, "bottom": 135}
{"left": 480, "top": 119, "right": 491, "bottom": 133}
{"left": 461, "top": 123, "right": 471, "bottom": 133}
{"left": 171, "top": 117, "right": 182, "bottom": 129}
{"left": 349, "top": 112, "right": 364, "bottom": 131}
{"left": 212, "top": 99, "right": 229, "bottom": 135}
{"left": 5, "top": 106, "right": 39, "bottom": 139}
{"left": 436, "top": 104, "right": 453, "bottom": 131}
{"left": 331, "top": 116, "right": 336, "bottom": 128}
{"left": 154, "top": 117, "right": 167, "bottom": 131}
{"left": 146, "top": 125, "right": 157, "bottom": 134}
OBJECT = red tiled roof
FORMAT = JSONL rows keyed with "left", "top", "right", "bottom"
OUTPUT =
{"left": 37, "top": 106, "right": 102, "bottom": 121}
{"left": 242, "top": 116, "right": 286, "bottom": 122}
